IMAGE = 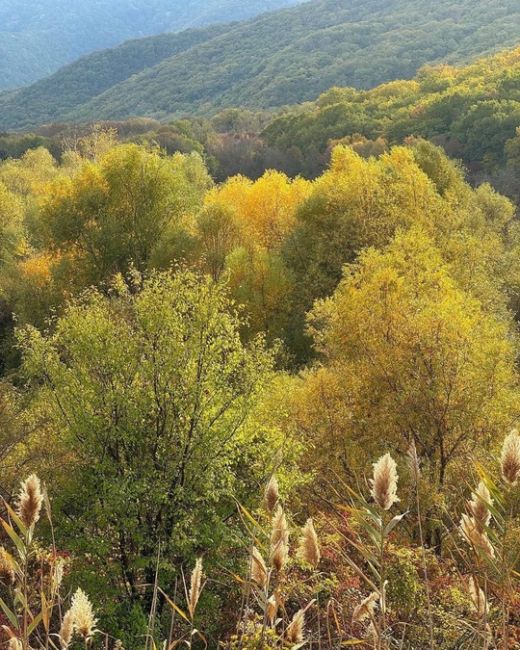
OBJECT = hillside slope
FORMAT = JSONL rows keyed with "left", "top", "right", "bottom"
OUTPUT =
{"left": 0, "top": 0, "right": 302, "bottom": 90}
{"left": 0, "top": 27, "right": 230, "bottom": 128}
{"left": 262, "top": 46, "right": 520, "bottom": 174}
{"left": 2, "top": 0, "right": 520, "bottom": 130}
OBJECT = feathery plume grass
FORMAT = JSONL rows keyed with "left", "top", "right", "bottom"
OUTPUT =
{"left": 460, "top": 514, "right": 495, "bottom": 558}
{"left": 501, "top": 430, "right": 520, "bottom": 486}
{"left": 270, "top": 539, "right": 289, "bottom": 572}
{"left": 250, "top": 546, "right": 268, "bottom": 588}
{"left": 8, "top": 638, "right": 22, "bottom": 650}
{"left": 188, "top": 557, "right": 203, "bottom": 620}
{"left": 264, "top": 476, "right": 279, "bottom": 513}
{"left": 53, "top": 558, "right": 65, "bottom": 596}
{"left": 297, "top": 518, "right": 320, "bottom": 568}
{"left": 270, "top": 505, "right": 289, "bottom": 571}
{"left": 286, "top": 609, "right": 305, "bottom": 644}
{"left": 352, "top": 592, "right": 379, "bottom": 623}
{"left": 70, "top": 588, "right": 97, "bottom": 641}
{"left": 270, "top": 505, "right": 288, "bottom": 549}
{"left": 17, "top": 474, "right": 43, "bottom": 528}
{"left": 468, "top": 576, "right": 488, "bottom": 619}
{"left": 0, "top": 547, "right": 15, "bottom": 585}
{"left": 266, "top": 595, "right": 278, "bottom": 626}
{"left": 371, "top": 453, "right": 399, "bottom": 511}
{"left": 468, "top": 481, "right": 492, "bottom": 532}
{"left": 59, "top": 609, "right": 75, "bottom": 649}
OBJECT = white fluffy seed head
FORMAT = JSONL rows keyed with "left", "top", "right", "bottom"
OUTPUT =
{"left": 371, "top": 453, "right": 399, "bottom": 510}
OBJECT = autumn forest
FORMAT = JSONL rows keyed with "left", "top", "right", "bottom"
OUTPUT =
{"left": 2, "top": 1, "right": 520, "bottom": 649}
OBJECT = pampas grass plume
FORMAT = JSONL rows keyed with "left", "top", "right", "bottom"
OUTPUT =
{"left": 270, "top": 505, "right": 289, "bottom": 571}
{"left": 468, "top": 576, "right": 488, "bottom": 619}
{"left": 70, "top": 588, "right": 97, "bottom": 640}
{"left": 297, "top": 518, "right": 320, "bottom": 568}
{"left": 286, "top": 609, "right": 305, "bottom": 644}
{"left": 371, "top": 453, "right": 399, "bottom": 511}
{"left": 352, "top": 592, "right": 379, "bottom": 623}
{"left": 250, "top": 546, "right": 268, "bottom": 588}
{"left": 264, "top": 476, "right": 279, "bottom": 513}
{"left": 460, "top": 514, "right": 495, "bottom": 559}
{"left": 501, "top": 430, "right": 520, "bottom": 486}
{"left": 0, "top": 547, "right": 15, "bottom": 585}
{"left": 188, "top": 557, "right": 203, "bottom": 619}
{"left": 17, "top": 474, "right": 43, "bottom": 528}
{"left": 468, "top": 481, "right": 492, "bottom": 532}
{"left": 59, "top": 609, "right": 75, "bottom": 649}
{"left": 266, "top": 595, "right": 278, "bottom": 626}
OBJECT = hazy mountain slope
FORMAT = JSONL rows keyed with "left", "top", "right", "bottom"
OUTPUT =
{"left": 2, "top": 0, "right": 520, "bottom": 130}
{"left": 0, "top": 27, "right": 230, "bottom": 129}
{"left": 72, "top": 0, "right": 520, "bottom": 121}
{"left": 0, "top": 0, "right": 302, "bottom": 90}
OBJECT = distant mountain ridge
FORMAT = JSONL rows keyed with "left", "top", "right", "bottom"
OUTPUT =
{"left": 1, "top": 0, "right": 520, "bottom": 131}
{"left": 0, "top": 0, "right": 302, "bottom": 90}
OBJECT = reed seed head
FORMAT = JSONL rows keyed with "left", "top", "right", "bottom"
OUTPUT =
{"left": 270, "top": 505, "right": 289, "bottom": 548}
{"left": 286, "top": 609, "right": 305, "bottom": 644}
{"left": 250, "top": 546, "right": 268, "bottom": 588}
{"left": 188, "top": 557, "right": 203, "bottom": 619}
{"left": 70, "top": 588, "right": 97, "bottom": 641}
{"left": 264, "top": 476, "right": 279, "bottom": 513}
{"left": 297, "top": 518, "right": 320, "bottom": 568}
{"left": 468, "top": 481, "right": 492, "bottom": 532}
{"left": 460, "top": 514, "right": 495, "bottom": 558}
{"left": 270, "top": 539, "right": 289, "bottom": 572}
{"left": 8, "top": 638, "right": 22, "bottom": 650}
{"left": 266, "top": 595, "right": 278, "bottom": 626}
{"left": 370, "top": 453, "right": 399, "bottom": 511}
{"left": 59, "top": 609, "right": 75, "bottom": 649}
{"left": 468, "top": 576, "right": 488, "bottom": 619}
{"left": 501, "top": 430, "right": 520, "bottom": 486}
{"left": 270, "top": 505, "right": 289, "bottom": 571}
{"left": 0, "top": 547, "right": 15, "bottom": 585}
{"left": 352, "top": 592, "right": 379, "bottom": 623}
{"left": 17, "top": 474, "right": 43, "bottom": 528}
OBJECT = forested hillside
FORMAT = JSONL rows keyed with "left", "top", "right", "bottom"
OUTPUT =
{"left": 262, "top": 46, "right": 520, "bottom": 184}
{"left": 5, "top": 46, "right": 520, "bottom": 202}
{"left": 2, "top": 125, "right": 520, "bottom": 648}
{"left": 0, "top": 0, "right": 302, "bottom": 90}
{"left": 4, "top": 2, "right": 520, "bottom": 648}
{"left": 2, "top": 0, "right": 520, "bottom": 130}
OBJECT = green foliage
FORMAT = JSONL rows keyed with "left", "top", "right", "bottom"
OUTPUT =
{"left": 0, "top": 0, "right": 301, "bottom": 91}
{"left": 386, "top": 547, "right": 422, "bottom": 617}
{"left": 39, "top": 144, "right": 212, "bottom": 284}
{"left": 308, "top": 227, "right": 519, "bottom": 482}
{"left": 1, "top": 130, "right": 520, "bottom": 643}
{"left": 2, "top": 0, "right": 520, "bottom": 129}
{"left": 264, "top": 47, "right": 520, "bottom": 178}
{"left": 18, "top": 269, "right": 285, "bottom": 612}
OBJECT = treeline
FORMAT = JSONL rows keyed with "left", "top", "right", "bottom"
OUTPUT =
{"left": 6, "top": 46, "right": 520, "bottom": 199}
{"left": 263, "top": 47, "right": 520, "bottom": 187}
{"left": 2, "top": 131, "right": 520, "bottom": 645}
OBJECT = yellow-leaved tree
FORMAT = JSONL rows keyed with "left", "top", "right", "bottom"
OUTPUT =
{"left": 302, "top": 227, "right": 519, "bottom": 500}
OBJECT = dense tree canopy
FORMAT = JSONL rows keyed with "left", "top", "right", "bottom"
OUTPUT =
{"left": 1, "top": 127, "right": 520, "bottom": 643}
{"left": 0, "top": 0, "right": 301, "bottom": 90}
{"left": 1, "top": 0, "right": 520, "bottom": 130}
{"left": 19, "top": 270, "right": 288, "bottom": 610}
